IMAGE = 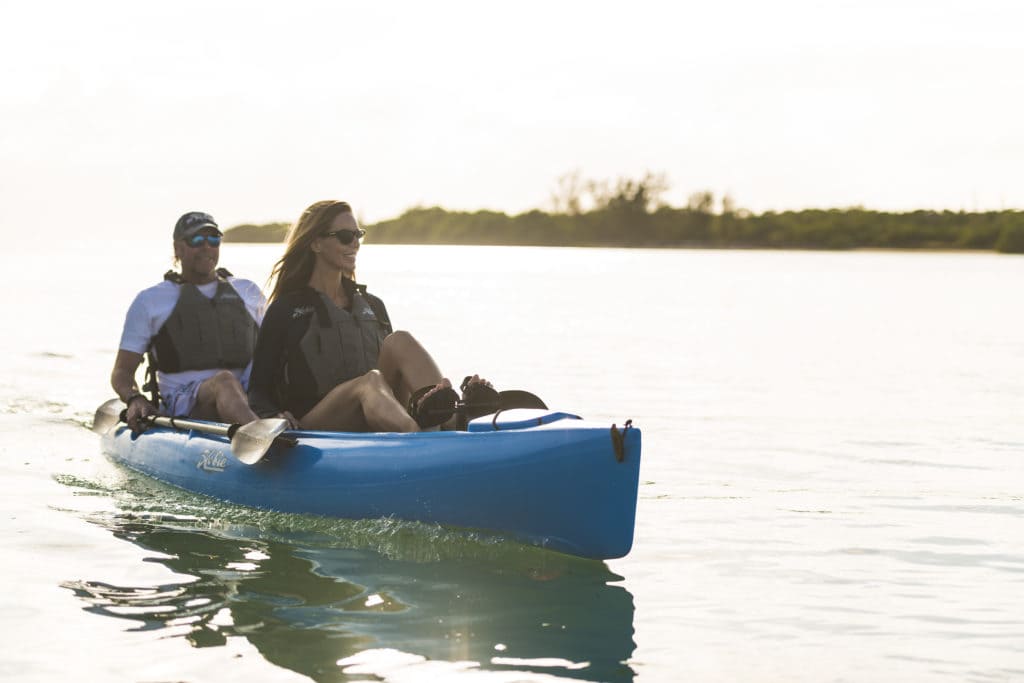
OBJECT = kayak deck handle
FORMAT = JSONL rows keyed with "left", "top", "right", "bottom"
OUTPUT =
{"left": 610, "top": 419, "right": 633, "bottom": 462}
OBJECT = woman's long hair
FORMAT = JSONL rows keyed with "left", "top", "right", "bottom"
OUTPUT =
{"left": 267, "top": 200, "right": 354, "bottom": 303}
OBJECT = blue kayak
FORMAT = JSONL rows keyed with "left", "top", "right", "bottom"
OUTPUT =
{"left": 98, "top": 409, "right": 641, "bottom": 560}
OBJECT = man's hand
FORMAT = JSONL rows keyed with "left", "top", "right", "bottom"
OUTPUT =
{"left": 125, "top": 394, "right": 156, "bottom": 432}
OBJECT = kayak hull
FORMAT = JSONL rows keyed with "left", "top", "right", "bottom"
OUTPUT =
{"left": 99, "top": 410, "right": 641, "bottom": 559}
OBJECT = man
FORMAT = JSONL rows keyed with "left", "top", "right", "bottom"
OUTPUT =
{"left": 111, "top": 211, "right": 265, "bottom": 431}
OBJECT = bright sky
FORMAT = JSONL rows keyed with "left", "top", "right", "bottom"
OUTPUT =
{"left": 2, "top": 0, "right": 1022, "bottom": 238}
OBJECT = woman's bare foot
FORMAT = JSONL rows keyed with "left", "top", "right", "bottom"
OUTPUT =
{"left": 453, "top": 374, "right": 500, "bottom": 430}
{"left": 408, "top": 378, "right": 458, "bottom": 429}
{"left": 460, "top": 374, "right": 493, "bottom": 396}
{"left": 415, "top": 378, "right": 453, "bottom": 409}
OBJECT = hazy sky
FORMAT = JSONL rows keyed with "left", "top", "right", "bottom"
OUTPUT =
{"left": 2, "top": 0, "right": 1022, "bottom": 237}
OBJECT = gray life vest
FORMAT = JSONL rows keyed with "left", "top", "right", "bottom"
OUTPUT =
{"left": 298, "top": 288, "right": 387, "bottom": 400}
{"left": 151, "top": 277, "right": 259, "bottom": 373}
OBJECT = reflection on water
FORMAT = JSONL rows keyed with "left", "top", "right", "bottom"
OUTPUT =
{"left": 62, "top": 507, "right": 635, "bottom": 682}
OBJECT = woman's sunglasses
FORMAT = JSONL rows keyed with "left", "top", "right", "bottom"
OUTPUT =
{"left": 323, "top": 228, "right": 366, "bottom": 245}
{"left": 185, "top": 234, "right": 222, "bottom": 247}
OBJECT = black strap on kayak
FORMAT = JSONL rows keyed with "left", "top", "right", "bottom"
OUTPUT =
{"left": 488, "top": 409, "right": 547, "bottom": 431}
{"left": 142, "top": 351, "right": 161, "bottom": 408}
{"left": 610, "top": 419, "right": 633, "bottom": 462}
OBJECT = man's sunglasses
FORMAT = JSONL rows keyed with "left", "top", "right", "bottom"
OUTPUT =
{"left": 185, "top": 234, "right": 222, "bottom": 247}
{"left": 323, "top": 229, "right": 366, "bottom": 245}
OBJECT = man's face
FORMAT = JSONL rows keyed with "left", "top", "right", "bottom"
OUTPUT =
{"left": 174, "top": 229, "right": 221, "bottom": 283}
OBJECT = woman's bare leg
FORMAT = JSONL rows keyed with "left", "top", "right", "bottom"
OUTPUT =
{"left": 299, "top": 370, "right": 419, "bottom": 432}
{"left": 377, "top": 331, "right": 499, "bottom": 430}
{"left": 377, "top": 330, "right": 446, "bottom": 406}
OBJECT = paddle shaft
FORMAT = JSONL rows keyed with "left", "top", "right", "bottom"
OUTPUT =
{"left": 148, "top": 415, "right": 235, "bottom": 438}
{"left": 130, "top": 411, "right": 297, "bottom": 448}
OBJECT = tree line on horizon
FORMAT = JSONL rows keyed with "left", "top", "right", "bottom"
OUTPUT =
{"left": 223, "top": 172, "right": 1024, "bottom": 253}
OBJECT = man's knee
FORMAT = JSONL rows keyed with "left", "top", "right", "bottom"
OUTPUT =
{"left": 208, "top": 370, "right": 244, "bottom": 396}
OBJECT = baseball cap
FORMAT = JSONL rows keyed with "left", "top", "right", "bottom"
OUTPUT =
{"left": 173, "top": 211, "right": 222, "bottom": 240}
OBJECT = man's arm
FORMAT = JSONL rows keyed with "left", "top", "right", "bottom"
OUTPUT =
{"left": 111, "top": 349, "right": 155, "bottom": 430}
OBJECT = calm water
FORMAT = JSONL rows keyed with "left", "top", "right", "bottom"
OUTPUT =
{"left": 2, "top": 241, "right": 1023, "bottom": 682}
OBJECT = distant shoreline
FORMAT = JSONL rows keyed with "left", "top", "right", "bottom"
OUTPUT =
{"left": 224, "top": 205, "right": 1024, "bottom": 254}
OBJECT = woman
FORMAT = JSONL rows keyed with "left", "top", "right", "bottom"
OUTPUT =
{"left": 247, "top": 200, "right": 495, "bottom": 431}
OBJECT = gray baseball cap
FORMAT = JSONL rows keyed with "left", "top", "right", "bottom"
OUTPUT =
{"left": 173, "top": 211, "right": 222, "bottom": 240}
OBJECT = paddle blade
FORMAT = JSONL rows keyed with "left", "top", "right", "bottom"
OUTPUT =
{"left": 231, "top": 418, "right": 288, "bottom": 465}
{"left": 92, "top": 398, "right": 124, "bottom": 434}
{"left": 498, "top": 390, "right": 547, "bottom": 410}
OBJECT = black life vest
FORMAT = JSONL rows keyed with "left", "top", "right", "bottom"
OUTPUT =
{"left": 150, "top": 270, "right": 259, "bottom": 373}
{"left": 294, "top": 285, "right": 389, "bottom": 401}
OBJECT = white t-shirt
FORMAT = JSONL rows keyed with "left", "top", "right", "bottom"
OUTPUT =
{"left": 118, "top": 277, "right": 266, "bottom": 399}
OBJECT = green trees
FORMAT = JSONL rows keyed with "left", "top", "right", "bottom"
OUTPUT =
{"left": 995, "top": 212, "right": 1024, "bottom": 253}
{"left": 222, "top": 222, "right": 290, "bottom": 243}
{"left": 222, "top": 175, "right": 1024, "bottom": 252}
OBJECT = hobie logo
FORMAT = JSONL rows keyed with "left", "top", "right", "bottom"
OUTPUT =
{"left": 197, "top": 449, "right": 228, "bottom": 472}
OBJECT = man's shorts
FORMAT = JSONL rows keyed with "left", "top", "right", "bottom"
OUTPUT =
{"left": 161, "top": 379, "right": 204, "bottom": 417}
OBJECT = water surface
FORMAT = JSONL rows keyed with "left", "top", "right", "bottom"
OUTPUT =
{"left": 2, "top": 241, "right": 1022, "bottom": 681}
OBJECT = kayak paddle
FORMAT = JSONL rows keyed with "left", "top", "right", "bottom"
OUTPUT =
{"left": 91, "top": 398, "right": 292, "bottom": 464}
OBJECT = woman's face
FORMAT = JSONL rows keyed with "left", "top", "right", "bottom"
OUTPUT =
{"left": 313, "top": 211, "right": 361, "bottom": 274}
